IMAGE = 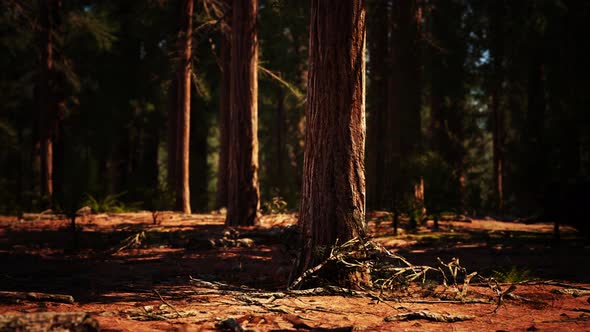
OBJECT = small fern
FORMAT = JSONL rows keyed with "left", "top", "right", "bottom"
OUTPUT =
{"left": 492, "top": 266, "right": 532, "bottom": 283}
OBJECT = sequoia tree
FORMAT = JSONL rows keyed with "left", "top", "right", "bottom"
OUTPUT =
{"left": 293, "top": 0, "right": 369, "bottom": 288}
{"left": 226, "top": 0, "right": 259, "bottom": 226}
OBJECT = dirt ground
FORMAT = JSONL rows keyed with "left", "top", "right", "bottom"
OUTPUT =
{"left": 1, "top": 212, "right": 590, "bottom": 331}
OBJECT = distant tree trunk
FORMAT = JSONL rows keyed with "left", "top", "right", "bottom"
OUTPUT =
{"left": 395, "top": 0, "right": 422, "bottom": 159}
{"left": 366, "top": 0, "right": 389, "bottom": 210}
{"left": 490, "top": 0, "right": 505, "bottom": 213}
{"left": 393, "top": 0, "right": 423, "bottom": 215}
{"left": 293, "top": 0, "right": 369, "bottom": 289}
{"left": 175, "top": 0, "right": 193, "bottom": 214}
{"left": 271, "top": 87, "right": 286, "bottom": 195}
{"left": 167, "top": 78, "right": 178, "bottom": 193}
{"left": 226, "top": 0, "right": 259, "bottom": 226}
{"left": 39, "top": 0, "right": 58, "bottom": 206}
{"left": 215, "top": 1, "right": 231, "bottom": 209}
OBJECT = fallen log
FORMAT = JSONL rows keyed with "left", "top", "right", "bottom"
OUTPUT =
{"left": 0, "top": 291, "right": 75, "bottom": 304}
{"left": 0, "top": 312, "right": 98, "bottom": 331}
{"left": 384, "top": 311, "right": 475, "bottom": 323}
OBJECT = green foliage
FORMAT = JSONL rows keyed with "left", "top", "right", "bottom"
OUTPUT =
{"left": 84, "top": 192, "right": 140, "bottom": 213}
{"left": 492, "top": 266, "right": 532, "bottom": 283}
{"left": 262, "top": 195, "right": 288, "bottom": 214}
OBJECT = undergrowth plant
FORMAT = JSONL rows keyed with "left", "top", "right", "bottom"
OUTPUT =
{"left": 84, "top": 192, "right": 140, "bottom": 213}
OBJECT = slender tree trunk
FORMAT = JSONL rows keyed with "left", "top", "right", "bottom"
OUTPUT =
{"left": 167, "top": 78, "right": 178, "bottom": 193}
{"left": 39, "top": 0, "right": 57, "bottom": 206}
{"left": 366, "top": 0, "right": 388, "bottom": 210}
{"left": 226, "top": 0, "right": 260, "bottom": 226}
{"left": 216, "top": 15, "right": 231, "bottom": 209}
{"left": 271, "top": 87, "right": 286, "bottom": 195}
{"left": 293, "top": 0, "right": 369, "bottom": 289}
{"left": 175, "top": 0, "right": 193, "bottom": 214}
{"left": 490, "top": 1, "right": 505, "bottom": 213}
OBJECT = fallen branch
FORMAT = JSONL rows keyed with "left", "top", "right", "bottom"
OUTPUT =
{"left": 153, "top": 289, "right": 181, "bottom": 318}
{"left": 401, "top": 298, "right": 492, "bottom": 304}
{"left": 551, "top": 288, "right": 590, "bottom": 297}
{"left": 104, "top": 231, "right": 146, "bottom": 255}
{"left": 0, "top": 312, "right": 97, "bottom": 331}
{"left": 384, "top": 311, "right": 475, "bottom": 322}
{"left": 0, "top": 291, "right": 75, "bottom": 304}
{"left": 521, "top": 281, "right": 590, "bottom": 290}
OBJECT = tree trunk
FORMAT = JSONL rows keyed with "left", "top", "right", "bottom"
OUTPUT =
{"left": 293, "top": 0, "right": 368, "bottom": 289}
{"left": 215, "top": 11, "right": 231, "bottom": 209}
{"left": 226, "top": 0, "right": 260, "bottom": 226}
{"left": 366, "top": 0, "right": 389, "bottom": 210}
{"left": 167, "top": 78, "right": 178, "bottom": 194}
{"left": 39, "top": 0, "right": 57, "bottom": 206}
{"left": 490, "top": 0, "right": 505, "bottom": 213}
{"left": 175, "top": 0, "right": 193, "bottom": 214}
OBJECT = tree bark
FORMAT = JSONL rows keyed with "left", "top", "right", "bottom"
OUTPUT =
{"left": 175, "top": 0, "right": 193, "bottom": 214}
{"left": 39, "top": 0, "right": 58, "bottom": 205}
{"left": 226, "top": 0, "right": 260, "bottom": 226}
{"left": 167, "top": 78, "right": 178, "bottom": 194}
{"left": 490, "top": 0, "right": 505, "bottom": 212}
{"left": 293, "top": 0, "right": 368, "bottom": 289}
{"left": 216, "top": 8, "right": 231, "bottom": 209}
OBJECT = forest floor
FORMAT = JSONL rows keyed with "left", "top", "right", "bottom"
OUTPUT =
{"left": 1, "top": 211, "right": 590, "bottom": 331}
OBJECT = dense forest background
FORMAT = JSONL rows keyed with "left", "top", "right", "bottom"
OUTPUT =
{"left": 1, "top": 0, "right": 589, "bottom": 228}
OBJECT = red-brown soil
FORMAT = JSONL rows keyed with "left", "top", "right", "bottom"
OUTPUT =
{"left": 1, "top": 212, "right": 589, "bottom": 331}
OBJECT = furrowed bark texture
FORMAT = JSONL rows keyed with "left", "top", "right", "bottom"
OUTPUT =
{"left": 175, "top": 0, "right": 193, "bottom": 214}
{"left": 226, "top": 0, "right": 259, "bottom": 226}
{"left": 295, "top": 0, "right": 368, "bottom": 288}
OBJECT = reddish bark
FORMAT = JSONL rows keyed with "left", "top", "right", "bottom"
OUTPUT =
{"left": 226, "top": 0, "right": 260, "bottom": 226}
{"left": 294, "top": 0, "right": 368, "bottom": 288}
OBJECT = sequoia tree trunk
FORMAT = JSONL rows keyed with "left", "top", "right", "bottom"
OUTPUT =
{"left": 293, "top": 0, "right": 369, "bottom": 289}
{"left": 226, "top": 0, "right": 260, "bottom": 226}
{"left": 175, "top": 0, "right": 193, "bottom": 214}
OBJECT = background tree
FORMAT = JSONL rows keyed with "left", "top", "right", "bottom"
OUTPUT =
{"left": 174, "top": 0, "right": 194, "bottom": 214}
{"left": 226, "top": 0, "right": 259, "bottom": 226}
{"left": 293, "top": 0, "right": 368, "bottom": 288}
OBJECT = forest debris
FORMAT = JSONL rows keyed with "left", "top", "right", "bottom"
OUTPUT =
{"left": 551, "top": 288, "right": 590, "bottom": 297}
{"left": 0, "top": 312, "right": 98, "bottom": 331}
{"left": 104, "top": 231, "right": 146, "bottom": 255}
{"left": 154, "top": 289, "right": 181, "bottom": 318}
{"left": 0, "top": 291, "right": 75, "bottom": 304}
{"left": 542, "top": 313, "right": 590, "bottom": 323}
{"left": 401, "top": 298, "right": 492, "bottom": 304}
{"left": 521, "top": 280, "right": 590, "bottom": 290}
{"left": 124, "top": 307, "right": 197, "bottom": 321}
{"left": 384, "top": 310, "right": 475, "bottom": 323}
{"left": 215, "top": 317, "right": 246, "bottom": 332}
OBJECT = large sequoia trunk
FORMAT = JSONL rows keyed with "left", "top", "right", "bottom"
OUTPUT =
{"left": 293, "top": 0, "right": 368, "bottom": 289}
{"left": 226, "top": 0, "right": 260, "bottom": 226}
{"left": 175, "top": 0, "right": 194, "bottom": 214}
